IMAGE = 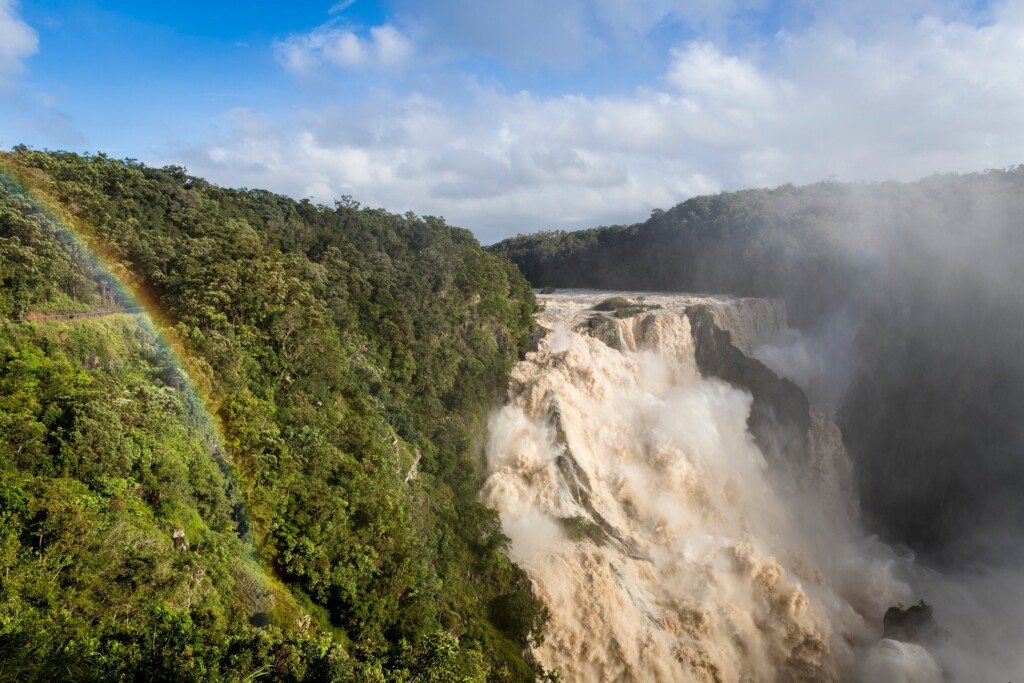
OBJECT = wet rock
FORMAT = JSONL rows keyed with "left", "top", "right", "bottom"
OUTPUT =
{"left": 686, "top": 304, "right": 811, "bottom": 468}
{"left": 172, "top": 528, "right": 189, "bottom": 552}
{"left": 883, "top": 600, "right": 949, "bottom": 645}
{"left": 549, "top": 405, "right": 639, "bottom": 556}
{"left": 576, "top": 314, "right": 622, "bottom": 350}
{"left": 526, "top": 325, "right": 550, "bottom": 354}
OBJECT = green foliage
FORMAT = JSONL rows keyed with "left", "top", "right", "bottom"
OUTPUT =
{"left": 684, "top": 303, "right": 714, "bottom": 327}
{"left": 0, "top": 319, "right": 298, "bottom": 681}
{"left": 591, "top": 296, "right": 661, "bottom": 319}
{"left": 555, "top": 515, "right": 608, "bottom": 546}
{"left": 489, "top": 182, "right": 861, "bottom": 327}
{"left": 0, "top": 149, "right": 545, "bottom": 680}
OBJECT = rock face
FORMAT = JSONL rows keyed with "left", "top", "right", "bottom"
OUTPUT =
{"left": 685, "top": 305, "right": 812, "bottom": 468}
{"left": 526, "top": 325, "right": 550, "bottom": 354}
{"left": 575, "top": 314, "right": 622, "bottom": 351}
{"left": 840, "top": 295, "right": 1024, "bottom": 561}
{"left": 882, "top": 601, "right": 947, "bottom": 645}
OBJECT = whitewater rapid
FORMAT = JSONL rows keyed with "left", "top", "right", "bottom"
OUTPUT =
{"left": 482, "top": 291, "right": 923, "bottom": 682}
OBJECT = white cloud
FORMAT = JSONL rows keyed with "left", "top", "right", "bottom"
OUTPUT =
{"left": 369, "top": 25, "right": 413, "bottom": 69}
{"left": 328, "top": 0, "right": 356, "bottom": 15}
{"left": 0, "top": 0, "right": 37, "bottom": 88}
{"left": 666, "top": 42, "right": 779, "bottom": 107}
{"left": 273, "top": 22, "right": 412, "bottom": 74}
{"left": 190, "top": 3, "right": 1024, "bottom": 244}
{"left": 321, "top": 31, "right": 363, "bottom": 68}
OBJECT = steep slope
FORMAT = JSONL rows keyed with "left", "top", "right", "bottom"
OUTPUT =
{"left": 0, "top": 315, "right": 316, "bottom": 680}
{"left": 0, "top": 148, "right": 544, "bottom": 680}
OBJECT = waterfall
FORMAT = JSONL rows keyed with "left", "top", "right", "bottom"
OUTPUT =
{"left": 482, "top": 291, "right": 922, "bottom": 682}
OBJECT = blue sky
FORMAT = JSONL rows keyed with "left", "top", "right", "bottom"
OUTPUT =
{"left": 1, "top": 0, "right": 1021, "bottom": 242}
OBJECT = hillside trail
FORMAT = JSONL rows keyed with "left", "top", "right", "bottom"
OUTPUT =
{"left": 1, "top": 307, "right": 144, "bottom": 325}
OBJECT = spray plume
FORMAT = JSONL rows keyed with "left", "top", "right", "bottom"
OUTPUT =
{"left": 482, "top": 292, "right": 943, "bottom": 681}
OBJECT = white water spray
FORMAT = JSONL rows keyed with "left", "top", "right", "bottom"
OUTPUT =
{"left": 483, "top": 291, "right": 931, "bottom": 682}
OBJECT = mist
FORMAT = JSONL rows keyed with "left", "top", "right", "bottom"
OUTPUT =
{"left": 483, "top": 294, "right": 939, "bottom": 680}
{"left": 488, "top": 167, "right": 1024, "bottom": 680}
{"left": 498, "top": 168, "right": 1024, "bottom": 560}
{"left": 725, "top": 172, "right": 1024, "bottom": 562}
{"left": 739, "top": 171, "right": 1024, "bottom": 680}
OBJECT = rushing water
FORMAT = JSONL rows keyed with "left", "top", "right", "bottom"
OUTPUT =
{"left": 482, "top": 291, "right": 934, "bottom": 682}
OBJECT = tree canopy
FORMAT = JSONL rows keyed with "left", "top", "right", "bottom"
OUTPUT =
{"left": 0, "top": 148, "right": 546, "bottom": 681}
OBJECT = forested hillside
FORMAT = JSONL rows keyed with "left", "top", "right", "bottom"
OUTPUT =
{"left": 492, "top": 169, "right": 1024, "bottom": 564}
{"left": 0, "top": 148, "right": 546, "bottom": 681}
{"left": 490, "top": 182, "right": 864, "bottom": 328}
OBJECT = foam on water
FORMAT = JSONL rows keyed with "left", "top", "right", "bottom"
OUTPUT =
{"left": 483, "top": 291, "right": 926, "bottom": 681}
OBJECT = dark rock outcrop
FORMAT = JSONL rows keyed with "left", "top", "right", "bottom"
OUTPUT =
{"left": 883, "top": 600, "right": 948, "bottom": 645}
{"left": 839, "top": 294, "right": 1024, "bottom": 561}
{"left": 526, "top": 325, "right": 550, "bottom": 354}
{"left": 685, "top": 305, "right": 812, "bottom": 468}
{"left": 576, "top": 314, "right": 622, "bottom": 351}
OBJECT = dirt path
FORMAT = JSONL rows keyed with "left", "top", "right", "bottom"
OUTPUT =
{"left": 1, "top": 307, "right": 144, "bottom": 324}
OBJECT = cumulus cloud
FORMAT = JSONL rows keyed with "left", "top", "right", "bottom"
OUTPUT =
{"left": 0, "top": 0, "right": 38, "bottom": 87}
{"left": 273, "top": 22, "right": 412, "bottom": 74}
{"left": 186, "top": 97, "right": 720, "bottom": 243}
{"left": 667, "top": 42, "right": 780, "bottom": 107}
{"left": 189, "top": 3, "right": 1024, "bottom": 243}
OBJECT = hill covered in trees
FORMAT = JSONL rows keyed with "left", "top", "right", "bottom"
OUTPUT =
{"left": 0, "top": 148, "right": 546, "bottom": 681}
{"left": 492, "top": 169, "right": 1024, "bottom": 566}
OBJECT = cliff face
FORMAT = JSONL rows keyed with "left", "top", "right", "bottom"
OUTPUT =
{"left": 839, "top": 289, "right": 1024, "bottom": 561}
{"left": 685, "top": 304, "right": 811, "bottom": 470}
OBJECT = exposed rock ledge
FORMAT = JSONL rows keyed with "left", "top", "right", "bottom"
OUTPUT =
{"left": 685, "top": 304, "right": 812, "bottom": 469}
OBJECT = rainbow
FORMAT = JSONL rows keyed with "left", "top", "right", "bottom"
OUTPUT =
{"left": 0, "top": 157, "right": 253, "bottom": 543}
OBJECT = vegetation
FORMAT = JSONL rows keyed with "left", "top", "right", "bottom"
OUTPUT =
{"left": 591, "top": 296, "right": 661, "bottom": 319}
{"left": 490, "top": 183, "right": 860, "bottom": 328}
{"left": 555, "top": 516, "right": 608, "bottom": 546}
{"left": 0, "top": 148, "right": 547, "bottom": 680}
